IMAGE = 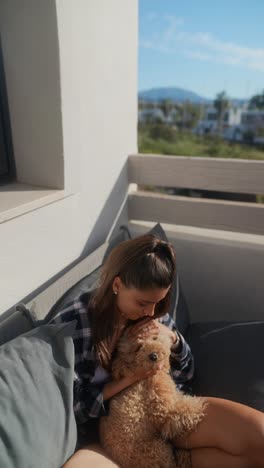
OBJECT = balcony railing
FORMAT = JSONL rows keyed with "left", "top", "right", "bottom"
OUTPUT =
{"left": 128, "top": 154, "right": 264, "bottom": 235}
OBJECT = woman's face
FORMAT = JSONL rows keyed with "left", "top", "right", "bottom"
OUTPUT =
{"left": 112, "top": 277, "right": 170, "bottom": 321}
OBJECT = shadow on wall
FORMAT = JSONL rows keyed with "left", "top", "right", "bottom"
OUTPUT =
{"left": 2, "top": 160, "right": 129, "bottom": 318}
{"left": 81, "top": 161, "right": 129, "bottom": 257}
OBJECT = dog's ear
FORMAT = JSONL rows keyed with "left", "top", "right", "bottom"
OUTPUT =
{"left": 111, "top": 348, "right": 140, "bottom": 379}
{"left": 111, "top": 356, "right": 128, "bottom": 380}
{"left": 118, "top": 337, "right": 142, "bottom": 355}
{"left": 111, "top": 330, "right": 143, "bottom": 379}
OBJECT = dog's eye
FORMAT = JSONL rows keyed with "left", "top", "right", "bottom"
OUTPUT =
{"left": 149, "top": 352, "right": 158, "bottom": 361}
{"left": 134, "top": 344, "right": 143, "bottom": 352}
{"left": 152, "top": 336, "right": 158, "bottom": 341}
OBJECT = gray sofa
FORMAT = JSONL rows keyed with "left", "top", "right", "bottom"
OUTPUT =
{"left": 1, "top": 223, "right": 264, "bottom": 467}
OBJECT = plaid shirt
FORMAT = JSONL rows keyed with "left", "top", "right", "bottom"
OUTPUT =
{"left": 50, "top": 291, "right": 194, "bottom": 425}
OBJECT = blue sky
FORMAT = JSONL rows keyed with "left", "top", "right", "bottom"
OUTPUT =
{"left": 139, "top": 0, "right": 264, "bottom": 99}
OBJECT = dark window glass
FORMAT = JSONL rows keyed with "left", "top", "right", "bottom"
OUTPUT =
{"left": 0, "top": 38, "right": 15, "bottom": 184}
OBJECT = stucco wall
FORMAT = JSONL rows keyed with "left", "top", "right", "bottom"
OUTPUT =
{"left": 0, "top": 0, "right": 138, "bottom": 313}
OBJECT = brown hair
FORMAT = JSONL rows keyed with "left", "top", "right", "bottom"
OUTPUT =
{"left": 90, "top": 234, "right": 176, "bottom": 369}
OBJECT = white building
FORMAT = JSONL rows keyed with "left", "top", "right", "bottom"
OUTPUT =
{"left": 195, "top": 106, "right": 245, "bottom": 135}
{"left": 138, "top": 108, "right": 165, "bottom": 123}
{"left": 241, "top": 110, "right": 264, "bottom": 131}
{"left": 138, "top": 107, "right": 179, "bottom": 125}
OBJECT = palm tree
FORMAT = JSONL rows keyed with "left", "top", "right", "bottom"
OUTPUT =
{"left": 159, "top": 99, "right": 174, "bottom": 119}
{"left": 214, "top": 91, "right": 230, "bottom": 135}
{"left": 249, "top": 90, "right": 264, "bottom": 110}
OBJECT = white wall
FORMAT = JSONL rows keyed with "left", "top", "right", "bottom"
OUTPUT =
{"left": 0, "top": 0, "right": 138, "bottom": 313}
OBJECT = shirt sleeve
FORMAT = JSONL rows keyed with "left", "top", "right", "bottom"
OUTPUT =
{"left": 49, "top": 294, "right": 109, "bottom": 424}
{"left": 159, "top": 313, "right": 194, "bottom": 388}
{"left": 73, "top": 378, "right": 109, "bottom": 424}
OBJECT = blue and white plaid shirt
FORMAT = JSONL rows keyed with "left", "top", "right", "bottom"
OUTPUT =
{"left": 50, "top": 291, "right": 194, "bottom": 425}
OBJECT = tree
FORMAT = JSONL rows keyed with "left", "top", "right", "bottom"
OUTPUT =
{"left": 159, "top": 99, "right": 174, "bottom": 118}
{"left": 249, "top": 90, "right": 264, "bottom": 110}
{"left": 181, "top": 101, "right": 201, "bottom": 129}
{"left": 214, "top": 91, "right": 230, "bottom": 134}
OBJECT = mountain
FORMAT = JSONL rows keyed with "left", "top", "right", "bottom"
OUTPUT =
{"left": 138, "top": 87, "right": 211, "bottom": 104}
{"left": 138, "top": 87, "right": 248, "bottom": 106}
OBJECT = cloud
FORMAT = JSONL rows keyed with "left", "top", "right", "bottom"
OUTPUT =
{"left": 184, "top": 51, "right": 212, "bottom": 62}
{"left": 139, "top": 40, "right": 173, "bottom": 54}
{"left": 146, "top": 12, "right": 158, "bottom": 21}
{"left": 140, "top": 14, "right": 264, "bottom": 72}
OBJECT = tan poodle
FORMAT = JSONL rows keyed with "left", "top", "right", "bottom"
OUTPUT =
{"left": 99, "top": 330, "right": 207, "bottom": 468}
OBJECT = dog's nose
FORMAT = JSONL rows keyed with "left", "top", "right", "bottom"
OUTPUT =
{"left": 149, "top": 352, "right": 158, "bottom": 361}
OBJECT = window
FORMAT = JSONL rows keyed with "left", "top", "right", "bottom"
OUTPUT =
{"left": 0, "top": 40, "right": 15, "bottom": 184}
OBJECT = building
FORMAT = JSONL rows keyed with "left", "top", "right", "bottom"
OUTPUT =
{"left": 138, "top": 108, "right": 165, "bottom": 124}
{"left": 241, "top": 110, "right": 264, "bottom": 131}
{"left": 195, "top": 105, "right": 245, "bottom": 135}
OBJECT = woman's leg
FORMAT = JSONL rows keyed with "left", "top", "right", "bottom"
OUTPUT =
{"left": 62, "top": 444, "right": 118, "bottom": 468}
{"left": 175, "top": 397, "right": 264, "bottom": 468}
{"left": 191, "top": 448, "right": 250, "bottom": 468}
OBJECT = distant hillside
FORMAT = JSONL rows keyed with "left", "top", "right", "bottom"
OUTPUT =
{"left": 138, "top": 87, "right": 211, "bottom": 104}
{"left": 138, "top": 87, "right": 248, "bottom": 105}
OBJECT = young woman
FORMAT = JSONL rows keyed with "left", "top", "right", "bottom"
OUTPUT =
{"left": 56, "top": 234, "right": 264, "bottom": 468}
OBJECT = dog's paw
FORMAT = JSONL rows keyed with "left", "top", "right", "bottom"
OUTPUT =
{"left": 160, "top": 396, "right": 207, "bottom": 439}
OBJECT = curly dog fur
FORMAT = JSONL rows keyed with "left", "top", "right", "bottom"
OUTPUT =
{"left": 99, "top": 331, "right": 207, "bottom": 467}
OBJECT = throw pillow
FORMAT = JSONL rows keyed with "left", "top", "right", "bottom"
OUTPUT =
{"left": 0, "top": 321, "right": 77, "bottom": 468}
{"left": 0, "top": 304, "right": 36, "bottom": 346}
{"left": 144, "top": 223, "right": 190, "bottom": 336}
{"left": 46, "top": 226, "right": 131, "bottom": 323}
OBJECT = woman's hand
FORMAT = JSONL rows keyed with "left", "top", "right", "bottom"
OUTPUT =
{"left": 156, "top": 322, "right": 179, "bottom": 345}
{"left": 126, "top": 318, "right": 178, "bottom": 345}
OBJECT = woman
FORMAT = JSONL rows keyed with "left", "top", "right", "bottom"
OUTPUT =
{"left": 57, "top": 234, "right": 264, "bottom": 468}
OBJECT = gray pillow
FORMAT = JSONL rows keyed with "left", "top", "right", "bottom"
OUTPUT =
{"left": 0, "top": 321, "right": 77, "bottom": 468}
{"left": 146, "top": 223, "right": 190, "bottom": 335}
{"left": 45, "top": 226, "right": 131, "bottom": 323}
{"left": 0, "top": 304, "right": 36, "bottom": 346}
{"left": 187, "top": 320, "right": 264, "bottom": 411}
{"left": 45, "top": 268, "right": 100, "bottom": 323}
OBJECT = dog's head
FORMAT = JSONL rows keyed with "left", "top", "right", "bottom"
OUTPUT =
{"left": 111, "top": 330, "right": 171, "bottom": 380}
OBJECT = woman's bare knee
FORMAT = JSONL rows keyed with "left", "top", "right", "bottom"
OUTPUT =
{"left": 191, "top": 448, "right": 251, "bottom": 468}
{"left": 175, "top": 397, "right": 264, "bottom": 459}
{"left": 63, "top": 446, "right": 118, "bottom": 468}
{"left": 245, "top": 430, "right": 264, "bottom": 468}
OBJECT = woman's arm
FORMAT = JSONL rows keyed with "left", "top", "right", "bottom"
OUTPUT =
{"left": 103, "top": 376, "right": 135, "bottom": 400}
{"left": 51, "top": 302, "right": 160, "bottom": 421}
{"left": 159, "top": 313, "right": 194, "bottom": 386}
{"left": 49, "top": 293, "right": 111, "bottom": 424}
{"left": 73, "top": 355, "right": 162, "bottom": 423}
{"left": 103, "top": 360, "right": 162, "bottom": 400}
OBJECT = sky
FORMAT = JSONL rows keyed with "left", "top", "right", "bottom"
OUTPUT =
{"left": 138, "top": 0, "right": 264, "bottom": 99}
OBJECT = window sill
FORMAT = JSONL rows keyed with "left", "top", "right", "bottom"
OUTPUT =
{"left": 0, "top": 183, "right": 70, "bottom": 224}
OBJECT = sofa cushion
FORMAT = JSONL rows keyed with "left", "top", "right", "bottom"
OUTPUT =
{"left": 45, "top": 223, "right": 189, "bottom": 336}
{"left": 187, "top": 320, "right": 264, "bottom": 411}
{"left": 4, "top": 223, "right": 188, "bottom": 340}
{"left": 0, "top": 321, "right": 77, "bottom": 468}
{"left": 45, "top": 267, "right": 101, "bottom": 323}
{"left": 146, "top": 223, "right": 190, "bottom": 335}
{"left": 0, "top": 304, "right": 36, "bottom": 346}
{"left": 45, "top": 227, "right": 131, "bottom": 323}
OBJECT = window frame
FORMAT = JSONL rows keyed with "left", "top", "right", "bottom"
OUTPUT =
{"left": 0, "top": 39, "right": 16, "bottom": 185}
